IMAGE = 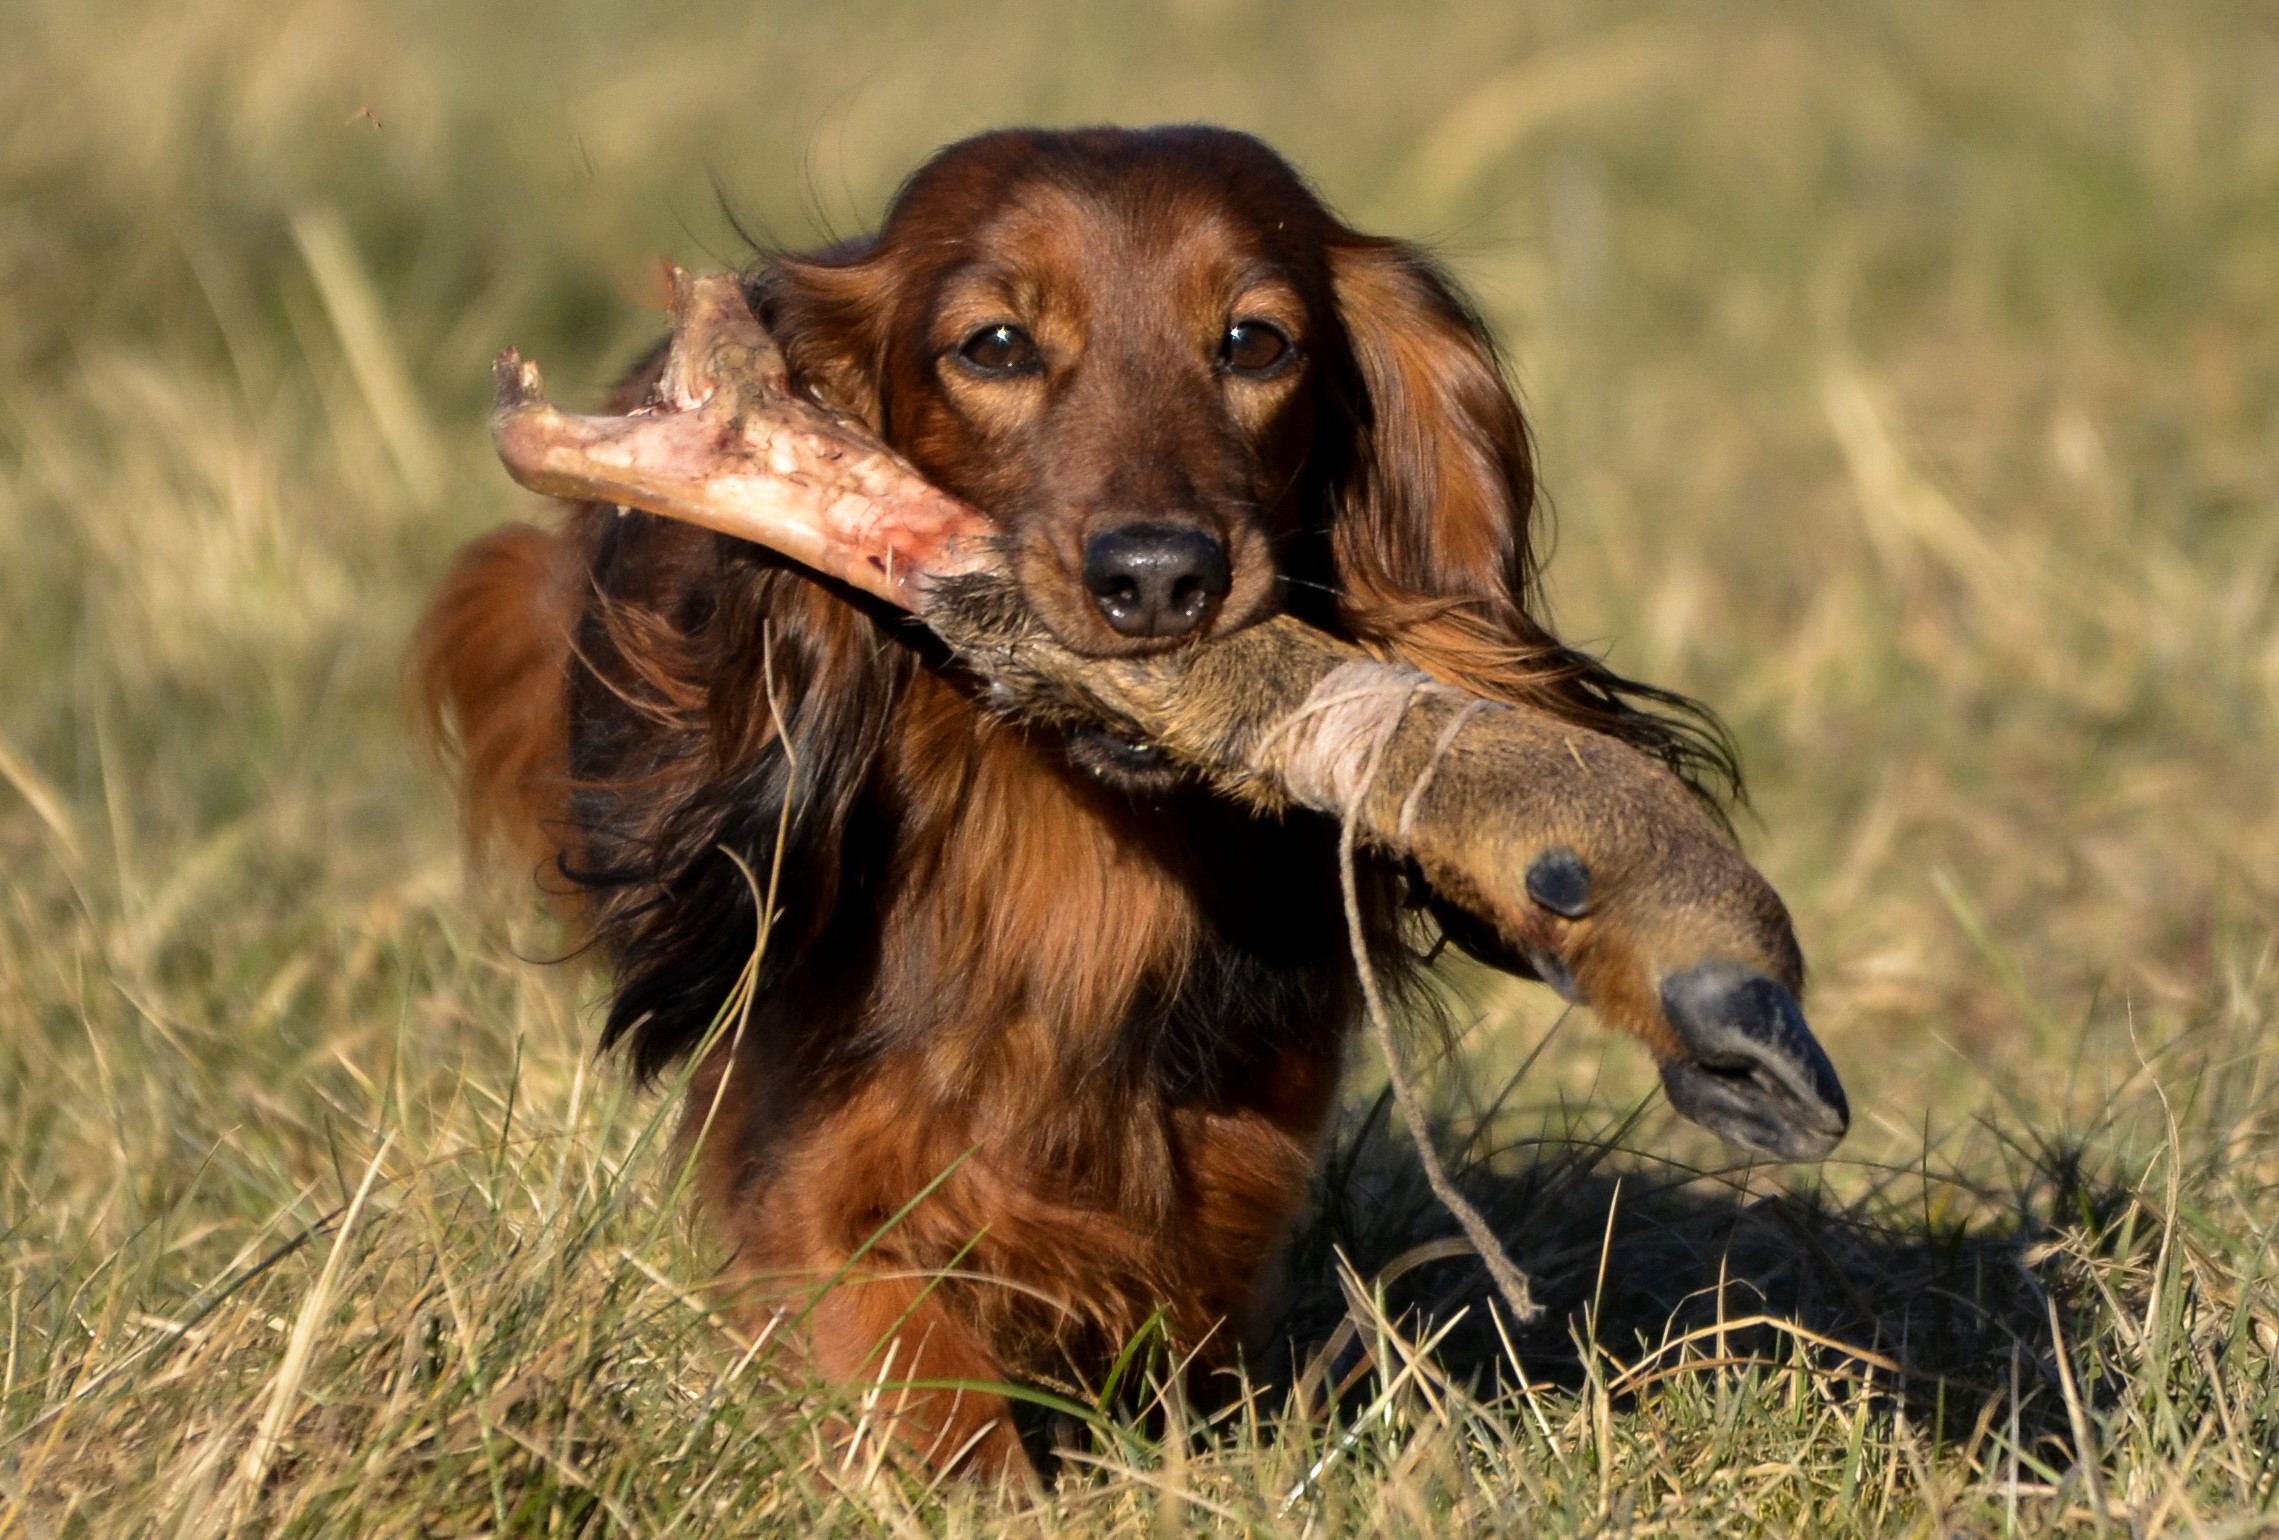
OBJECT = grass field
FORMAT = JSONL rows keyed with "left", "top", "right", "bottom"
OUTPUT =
{"left": 4, "top": 0, "right": 2277, "bottom": 1533}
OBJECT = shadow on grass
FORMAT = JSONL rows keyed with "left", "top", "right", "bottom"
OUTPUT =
{"left": 1265, "top": 1087, "right": 2139, "bottom": 1461}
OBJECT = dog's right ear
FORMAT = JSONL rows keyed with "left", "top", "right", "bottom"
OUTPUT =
{"left": 744, "top": 237, "right": 890, "bottom": 429}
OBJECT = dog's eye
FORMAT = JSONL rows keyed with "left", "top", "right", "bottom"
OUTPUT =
{"left": 1220, "top": 320, "right": 1292, "bottom": 376}
{"left": 957, "top": 323, "right": 1041, "bottom": 376}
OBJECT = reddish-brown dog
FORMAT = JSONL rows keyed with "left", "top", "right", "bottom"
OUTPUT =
{"left": 417, "top": 125, "right": 1734, "bottom": 1476}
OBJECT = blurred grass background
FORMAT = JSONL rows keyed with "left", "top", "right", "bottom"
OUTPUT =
{"left": 3, "top": 0, "right": 2276, "bottom": 1533}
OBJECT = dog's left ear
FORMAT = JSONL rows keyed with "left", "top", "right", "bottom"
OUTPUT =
{"left": 745, "top": 237, "right": 891, "bottom": 430}
{"left": 1323, "top": 237, "right": 1560, "bottom": 695}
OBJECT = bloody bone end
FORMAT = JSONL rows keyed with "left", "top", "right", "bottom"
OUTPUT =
{"left": 488, "top": 270, "right": 997, "bottom": 610}
{"left": 493, "top": 349, "right": 544, "bottom": 414}
{"left": 658, "top": 265, "right": 781, "bottom": 409}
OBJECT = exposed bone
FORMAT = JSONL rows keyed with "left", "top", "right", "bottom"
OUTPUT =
{"left": 489, "top": 269, "right": 1847, "bottom": 1165}
{"left": 491, "top": 273, "right": 997, "bottom": 611}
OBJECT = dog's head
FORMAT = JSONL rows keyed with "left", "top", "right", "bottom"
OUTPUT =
{"left": 751, "top": 126, "right": 1547, "bottom": 785}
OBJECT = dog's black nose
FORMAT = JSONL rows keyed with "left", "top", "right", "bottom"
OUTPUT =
{"left": 1080, "top": 524, "right": 1231, "bottom": 638}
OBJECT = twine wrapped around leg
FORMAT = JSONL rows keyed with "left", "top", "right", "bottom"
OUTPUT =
{"left": 1328, "top": 672, "right": 1541, "bottom": 1324}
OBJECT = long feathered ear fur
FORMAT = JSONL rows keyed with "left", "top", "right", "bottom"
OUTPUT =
{"left": 1324, "top": 236, "right": 1742, "bottom": 807}
{"left": 744, "top": 237, "right": 891, "bottom": 428}
{"left": 409, "top": 520, "right": 582, "bottom": 872}
{"left": 481, "top": 249, "right": 924, "bottom": 1084}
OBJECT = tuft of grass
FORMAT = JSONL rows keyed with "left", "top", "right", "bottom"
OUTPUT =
{"left": 3, "top": 0, "right": 2276, "bottom": 1533}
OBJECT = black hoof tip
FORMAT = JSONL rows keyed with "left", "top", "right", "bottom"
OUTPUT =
{"left": 1658, "top": 959, "right": 1849, "bottom": 1162}
{"left": 1525, "top": 847, "right": 1592, "bottom": 918}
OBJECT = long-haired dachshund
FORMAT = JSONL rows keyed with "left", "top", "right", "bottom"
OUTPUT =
{"left": 417, "top": 124, "right": 1732, "bottom": 1477}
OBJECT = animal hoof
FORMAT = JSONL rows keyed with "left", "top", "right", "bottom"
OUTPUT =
{"left": 1657, "top": 959, "right": 1848, "bottom": 1162}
